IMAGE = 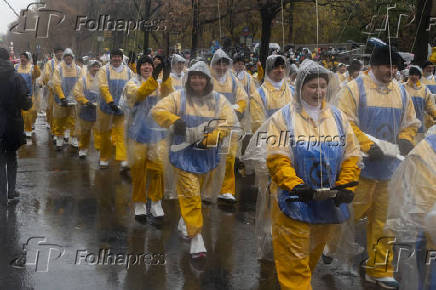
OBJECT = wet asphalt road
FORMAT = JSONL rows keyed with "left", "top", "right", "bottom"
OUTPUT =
{"left": 0, "top": 116, "right": 414, "bottom": 290}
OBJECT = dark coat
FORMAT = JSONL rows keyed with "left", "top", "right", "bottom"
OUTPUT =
{"left": 0, "top": 59, "right": 32, "bottom": 151}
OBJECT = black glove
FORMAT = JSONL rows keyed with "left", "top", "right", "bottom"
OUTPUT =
{"left": 162, "top": 59, "right": 171, "bottom": 82}
{"left": 173, "top": 119, "right": 186, "bottom": 136}
{"left": 367, "top": 144, "right": 384, "bottom": 161}
{"left": 291, "top": 184, "right": 315, "bottom": 202}
{"left": 398, "top": 139, "right": 414, "bottom": 156}
{"left": 236, "top": 111, "right": 243, "bottom": 121}
{"left": 152, "top": 63, "right": 163, "bottom": 80}
{"left": 108, "top": 101, "right": 120, "bottom": 113}
{"left": 333, "top": 189, "right": 354, "bottom": 207}
{"left": 32, "top": 53, "right": 37, "bottom": 65}
{"left": 60, "top": 98, "right": 68, "bottom": 107}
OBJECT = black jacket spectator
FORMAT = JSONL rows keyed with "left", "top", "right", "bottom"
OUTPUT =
{"left": 0, "top": 58, "right": 32, "bottom": 151}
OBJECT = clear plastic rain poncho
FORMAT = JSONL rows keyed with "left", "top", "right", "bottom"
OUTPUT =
{"left": 242, "top": 59, "right": 361, "bottom": 261}
{"left": 385, "top": 125, "right": 436, "bottom": 290}
{"left": 120, "top": 62, "right": 176, "bottom": 200}
{"left": 170, "top": 54, "right": 186, "bottom": 91}
{"left": 152, "top": 61, "right": 240, "bottom": 202}
{"left": 210, "top": 48, "right": 248, "bottom": 138}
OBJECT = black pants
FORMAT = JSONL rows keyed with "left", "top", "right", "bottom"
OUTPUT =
{"left": 0, "top": 150, "right": 17, "bottom": 206}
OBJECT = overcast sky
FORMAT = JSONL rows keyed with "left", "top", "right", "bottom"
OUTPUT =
{"left": 0, "top": 0, "right": 32, "bottom": 34}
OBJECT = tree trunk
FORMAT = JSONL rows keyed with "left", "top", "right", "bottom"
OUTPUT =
{"left": 143, "top": 0, "right": 151, "bottom": 54}
{"left": 288, "top": 1, "right": 295, "bottom": 44}
{"left": 191, "top": 0, "right": 200, "bottom": 57}
{"left": 260, "top": 7, "right": 274, "bottom": 72}
{"left": 413, "top": 0, "right": 433, "bottom": 64}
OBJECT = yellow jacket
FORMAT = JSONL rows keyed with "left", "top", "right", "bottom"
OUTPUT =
{"left": 404, "top": 80, "right": 436, "bottom": 131}
{"left": 73, "top": 72, "right": 99, "bottom": 105}
{"left": 97, "top": 64, "right": 132, "bottom": 104}
{"left": 15, "top": 63, "right": 41, "bottom": 82}
{"left": 124, "top": 76, "right": 173, "bottom": 108}
{"left": 212, "top": 72, "right": 248, "bottom": 114}
{"left": 42, "top": 58, "right": 60, "bottom": 87}
{"left": 266, "top": 100, "right": 361, "bottom": 193}
{"left": 250, "top": 80, "right": 293, "bottom": 133}
{"left": 151, "top": 90, "right": 236, "bottom": 145}
{"left": 53, "top": 61, "right": 81, "bottom": 100}
{"left": 337, "top": 72, "right": 419, "bottom": 152}
{"left": 233, "top": 70, "right": 257, "bottom": 97}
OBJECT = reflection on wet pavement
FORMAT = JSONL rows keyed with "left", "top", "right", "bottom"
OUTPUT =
{"left": 0, "top": 118, "right": 386, "bottom": 289}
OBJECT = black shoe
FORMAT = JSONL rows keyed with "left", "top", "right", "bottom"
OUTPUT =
{"left": 7, "top": 196, "right": 19, "bottom": 206}
{"left": 134, "top": 214, "right": 147, "bottom": 225}
{"left": 149, "top": 215, "right": 164, "bottom": 228}
{"left": 322, "top": 254, "right": 333, "bottom": 265}
{"left": 120, "top": 167, "right": 131, "bottom": 180}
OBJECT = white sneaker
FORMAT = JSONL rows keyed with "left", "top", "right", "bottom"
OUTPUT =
{"left": 56, "top": 136, "right": 64, "bottom": 147}
{"left": 64, "top": 130, "right": 70, "bottom": 140}
{"left": 218, "top": 193, "right": 236, "bottom": 201}
{"left": 99, "top": 160, "right": 109, "bottom": 168}
{"left": 365, "top": 274, "right": 399, "bottom": 289}
{"left": 79, "top": 150, "right": 88, "bottom": 158}
{"left": 25, "top": 131, "right": 32, "bottom": 138}
{"left": 120, "top": 161, "right": 129, "bottom": 169}
{"left": 134, "top": 202, "right": 147, "bottom": 216}
{"left": 177, "top": 217, "right": 189, "bottom": 239}
{"left": 71, "top": 137, "right": 79, "bottom": 148}
{"left": 150, "top": 200, "right": 164, "bottom": 218}
{"left": 190, "top": 233, "right": 207, "bottom": 255}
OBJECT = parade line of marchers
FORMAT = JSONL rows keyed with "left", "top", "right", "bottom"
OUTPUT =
{"left": 75, "top": 249, "right": 166, "bottom": 268}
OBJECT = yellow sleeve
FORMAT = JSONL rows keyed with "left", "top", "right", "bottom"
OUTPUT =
{"left": 42, "top": 62, "right": 51, "bottom": 85}
{"left": 160, "top": 77, "right": 174, "bottom": 99}
{"left": 249, "top": 90, "right": 266, "bottom": 133}
{"left": 336, "top": 156, "right": 361, "bottom": 191}
{"left": 97, "top": 67, "right": 113, "bottom": 104}
{"left": 73, "top": 77, "right": 87, "bottom": 104}
{"left": 32, "top": 65, "right": 41, "bottom": 80}
{"left": 249, "top": 76, "right": 257, "bottom": 97}
{"left": 235, "top": 84, "right": 248, "bottom": 113}
{"left": 53, "top": 68, "right": 65, "bottom": 100}
{"left": 256, "top": 63, "right": 264, "bottom": 83}
{"left": 398, "top": 94, "right": 419, "bottom": 143}
{"left": 136, "top": 77, "right": 159, "bottom": 102}
{"left": 337, "top": 85, "right": 374, "bottom": 152}
{"left": 151, "top": 92, "right": 180, "bottom": 128}
{"left": 128, "top": 63, "right": 137, "bottom": 74}
{"left": 267, "top": 155, "right": 304, "bottom": 192}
